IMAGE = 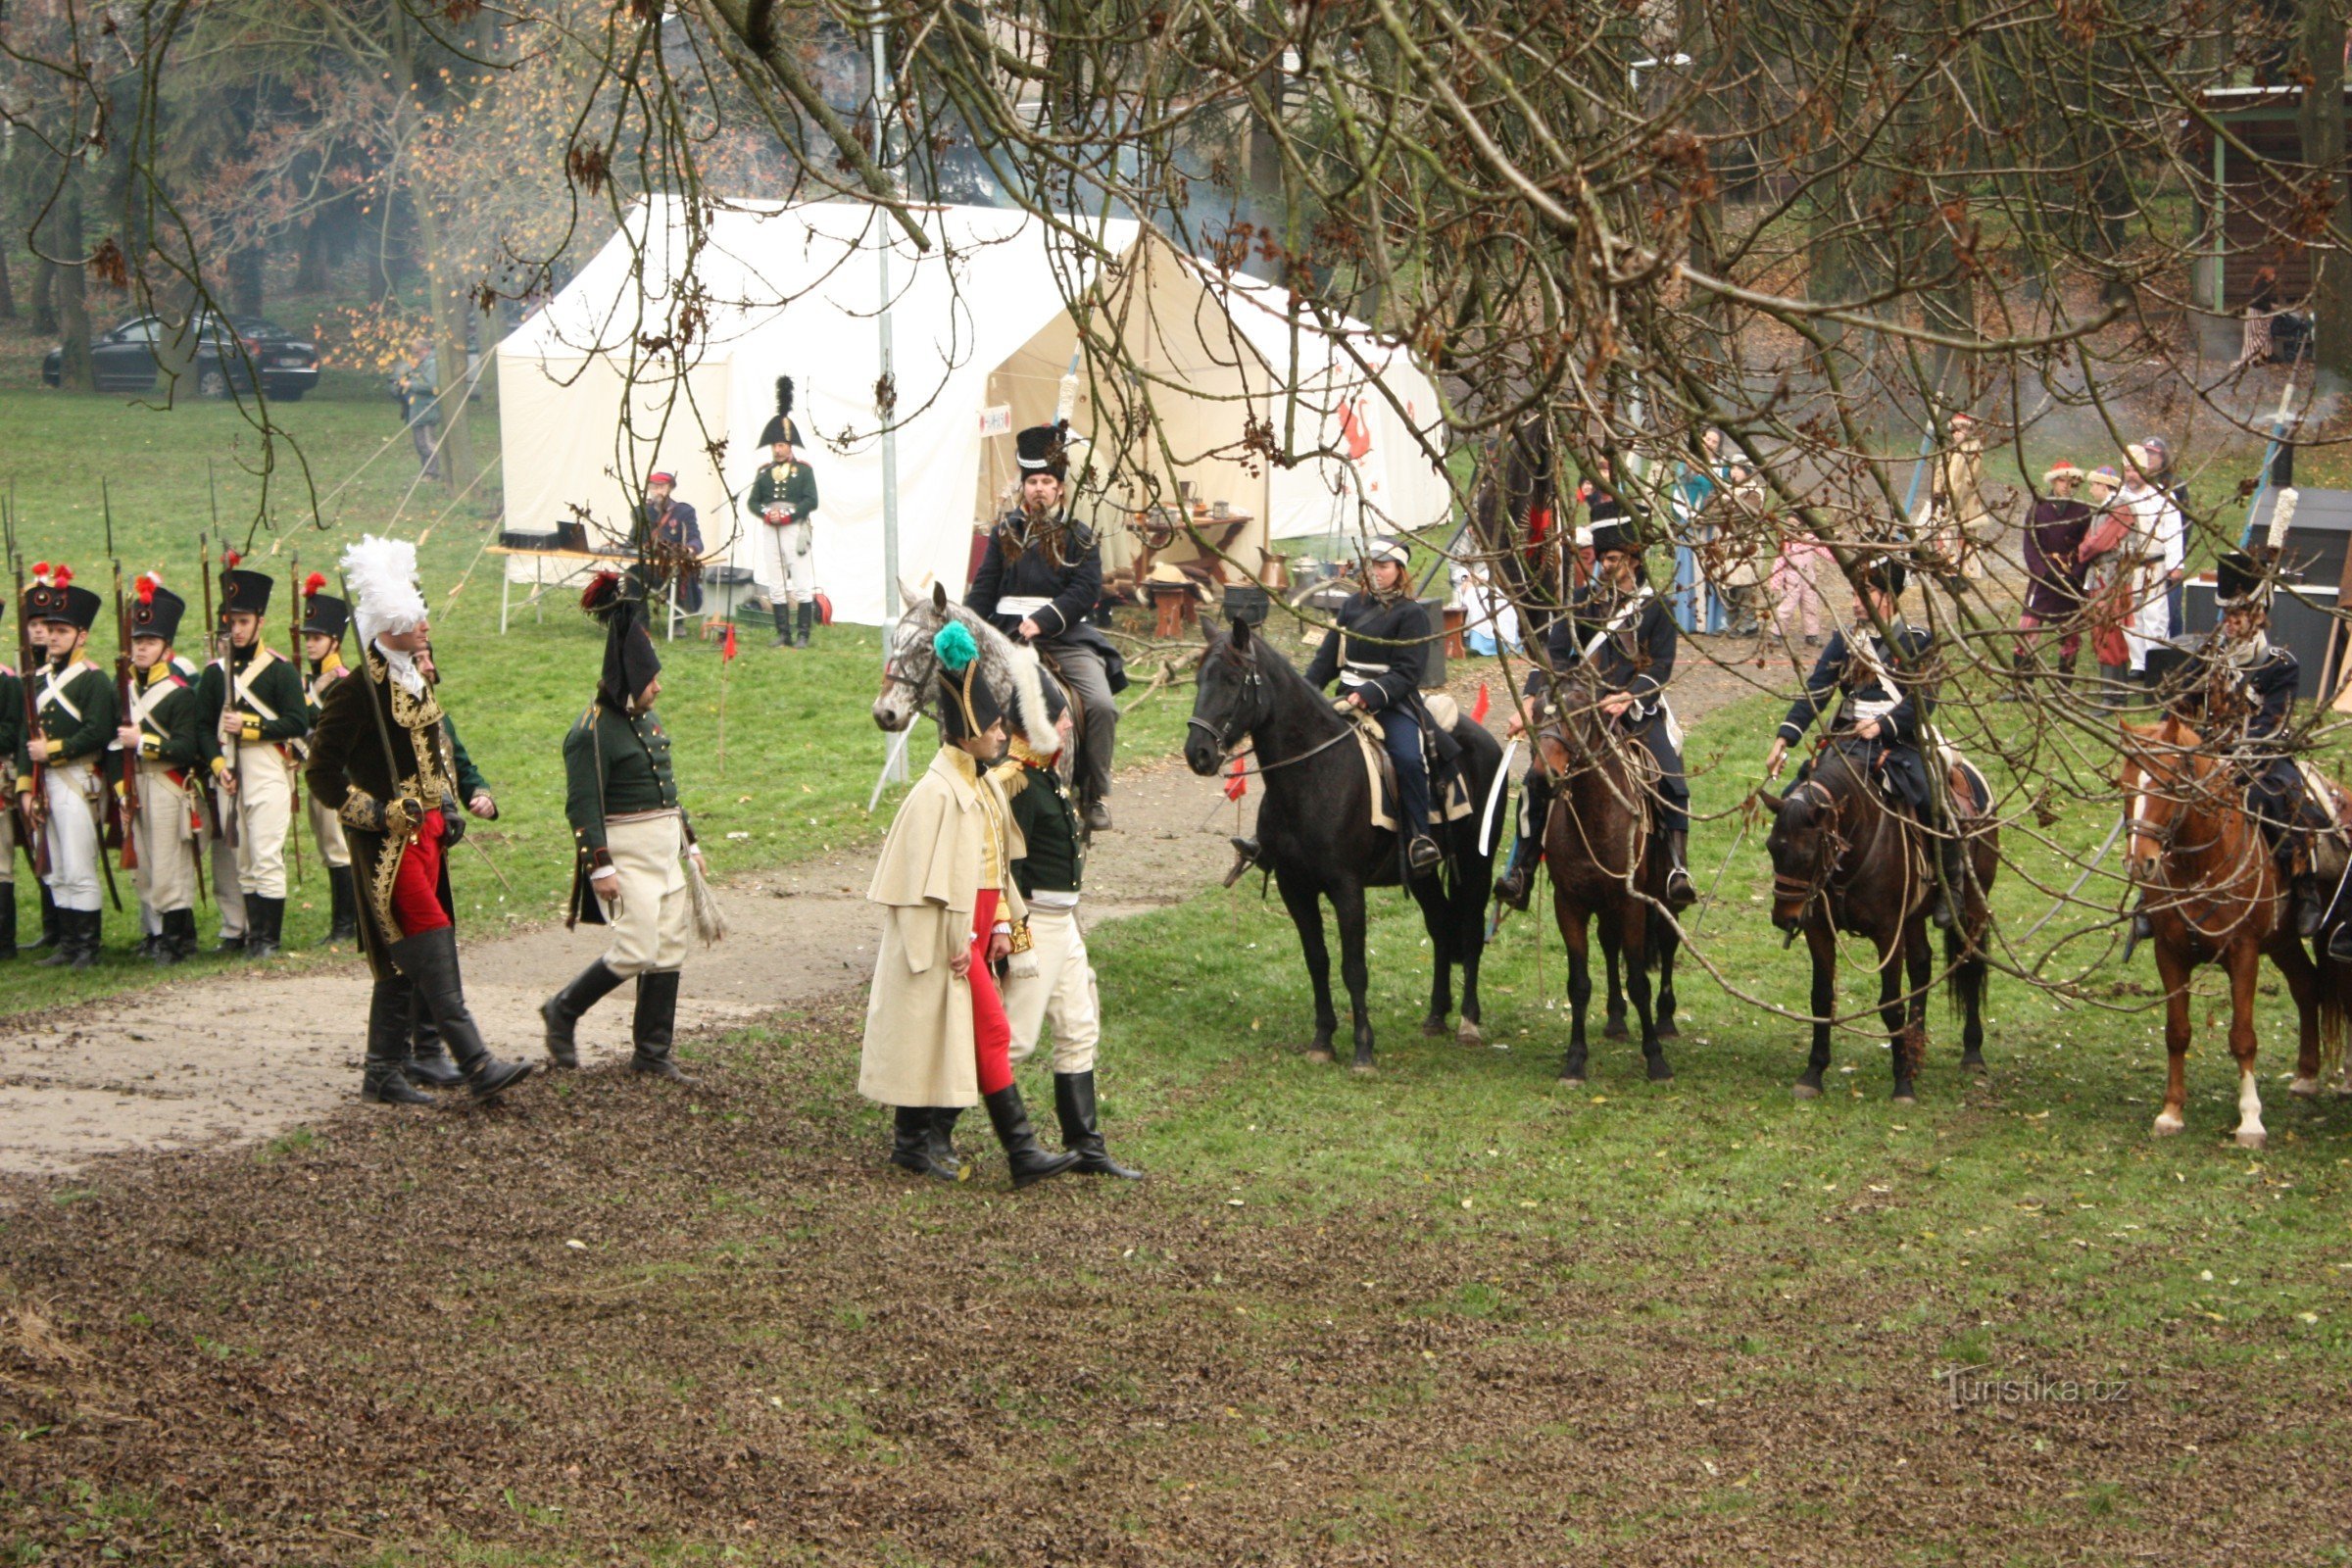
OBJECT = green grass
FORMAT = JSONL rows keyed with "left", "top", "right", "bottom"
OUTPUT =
{"left": 0, "top": 380, "right": 1196, "bottom": 1019}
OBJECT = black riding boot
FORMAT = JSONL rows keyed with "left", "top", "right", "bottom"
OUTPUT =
{"left": 891, "top": 1106, "right": 968, "bottom": 1182}
{"left": 769, "top": 604, "right": 792, "bottom": 648}
{"left": 630, "top": 969, "right": 689, "bottom": 1080}
{"left": 0, "top": 887, "right": 18, "bottom": 960}
{"left": 928, "top": 1108, "right": 965, "bottom": 1179}
{"left": 1493, "top": 834, "right": 1539, "bottom": 910}
{"left": 167, "top": 907, "right": 201, "bottom": 963}
{"left": 244, "top": 895, "right": 285, "bottom": 959}
{"left": 1054, "top": 1071, "right": 1142, "bottom": 1179}
{"left": 38, "top": 906, "right": 89, "bottom": 968}
{"left": 27, "top": 885, "right": 58, "bottom": 953}
{"left": 320, "top": 864, "right": 359, "bottom": 947}
{"left": 151, "top": 907, "right": 190, "bottom": 967}
{"left": 405, "top": 1001, "right": 465, "bottom": 1091}
{"left": 389, "top": 927, "right": 533, "bottom": 1101}
{"left": 795, "top": 601, "right": 814, "bottom": 648}
{"left": 361, "top": 979, "right": 433, "bottom": 1105}
{"left": 540, "top": 958, "right": 625, "bottom": 1068}
{"left": 983, "top": 1084, "right": 1079, "bottom": 1188}
{"left": 1930, "top": 834, "right": 1970, "bottom": 930}
{"left": 1405, "top": 831, "right": 1443, "bottom": 875}
{"left": 1662, "top": 829, "right": 1697, "bottom": 910}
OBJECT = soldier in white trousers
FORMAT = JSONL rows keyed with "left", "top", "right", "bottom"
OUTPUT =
{"left": 18, "top": 566, "right": 117, "bottom": 969}
{"left": 994, "top": 680, "right": 1139, "bottom": 1179}
{"left": 198, "top": 564, "right": 309, "bottom": 959}
{"left": 297, "top": 575, "right": 360, "bottom": 946}
{"left": 744, "top": 376, "right": 822, "bottom": 648}
{"left": 115, "top": 576, "right": 205, "bottom": 964}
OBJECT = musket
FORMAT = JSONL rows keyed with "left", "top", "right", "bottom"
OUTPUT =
{"left": 107, "top": 483, "right": 138, "bottom": 874}
{"left": 4, "top": 498, "right": 45, "bottom": 880}
{"left": 286, "top": 548, "right": 303, "bottom": 889}
{"left": 11, "top": 519, "right": 50, "bottom": 881}
{"left": 199, "top": 530, "right": 238, "bottom": 850}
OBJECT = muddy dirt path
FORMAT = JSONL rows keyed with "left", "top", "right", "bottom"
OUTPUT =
{"left": 0, "top": 640, "right": 1774, "bottom": 1178}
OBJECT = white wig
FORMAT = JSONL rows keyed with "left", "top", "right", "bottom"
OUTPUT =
{"left": 341, "top": 534, "right": 428, "bottom": 647}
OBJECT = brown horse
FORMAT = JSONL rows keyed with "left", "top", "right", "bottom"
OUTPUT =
{"left": 1760, "top": 738, "right": 1997, "bottom": 1102}
{"left": 2118, "top": 716, "right": 2342, "bottom": 1148}
{"left": 1536, "top": 666, "right": 1681, "bottom": 1083}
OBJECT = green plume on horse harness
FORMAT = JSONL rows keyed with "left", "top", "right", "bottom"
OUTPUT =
{"left": 933, "top": 621, "right": 1004, "bottom": 741}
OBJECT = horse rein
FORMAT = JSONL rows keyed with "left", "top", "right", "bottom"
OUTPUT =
{"left": 1189, "top": 645, "right": 1357, "bottom": 777}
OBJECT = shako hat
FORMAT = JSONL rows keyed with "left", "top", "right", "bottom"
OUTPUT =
{"left": 24, "top": 564, "right": 101, "bottom": 630}
{"left": 299, "top": 572, "right": 350, "bottom": 640}
{"left": 127, "top": 574, "right": 187, "bottom": 643}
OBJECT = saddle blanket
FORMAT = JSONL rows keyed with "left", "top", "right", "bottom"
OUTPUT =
{"left": 1337, "top": 697, "right": 1475, "bottom": 833}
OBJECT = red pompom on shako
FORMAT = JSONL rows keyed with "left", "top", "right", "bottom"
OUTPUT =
{"left": 304, "top": 571, "right": 326, "bottom": 598}
{"left": 51, "top": 564, "right": 72, "bottom": 588}
{"left": 222, "top": 550, "right": 240, "bottom": 568}
{"left": 135, "top": 573, "right": 158, "bottom": 604}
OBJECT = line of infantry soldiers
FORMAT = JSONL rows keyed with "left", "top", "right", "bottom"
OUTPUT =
{"left": 0, "top": 561, "right": 485, "bottom": 968}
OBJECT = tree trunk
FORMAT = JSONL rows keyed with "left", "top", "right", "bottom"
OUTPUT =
{"left": 387, "top": 3, "right": 476, "bottom": 497}
{"left": 295, "top": 212, "right": 333, "bottom": 293}
{"left": 2297, "top": 0, "right": 2352, "bottom": 386}
{"left": 227, "top": 245, "right": 265, "bottom": 318}
{"left": 0, "top": 237, "right": 15, "bottom": 321}
{"left": 28, "top": 256, "right": 56, "bottom": 335}
{"left": 52, "top": 162, "right": 96, "bottom": 393}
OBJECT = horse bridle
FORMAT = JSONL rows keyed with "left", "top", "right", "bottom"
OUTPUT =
{"left": 1771, "top": 775, "right": 1850, "bottom": 915}
{"left": 1189, "top": 643, "right": 1266, "bottom": 756}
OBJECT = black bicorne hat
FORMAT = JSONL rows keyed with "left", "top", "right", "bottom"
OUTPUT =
{"left": 1856, "top": 556, "right": 1907, "bottom": 600}
{"left": 1014, "top": 421, "right": 1071, "bottom": 480}
{"left": 757, "top": 376, "right": 801, "bottom": 449}
{"left": 582, "top": 570, "right": 661, "bottom": 704}
{"left": 220, "top": 567, "right": 274, "bottom": 617}
{"left": 2214, "top": 550, "right": 2267, "bottom": 610}
{"left": 128, "top": 576, "right": 187, "bottom": 643}
{"left": 1588, "top": 519, "right": 1639, "bottom": 559}
{"left": 24, "top": 565, "right": 101, "bottom": 630}
{"left": 300, "top": 569, "right": 351, "bottom": 641}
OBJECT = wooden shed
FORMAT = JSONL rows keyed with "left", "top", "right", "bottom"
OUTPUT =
{"left": 2185, "top": 85, "right": 2352, "bottom": 316}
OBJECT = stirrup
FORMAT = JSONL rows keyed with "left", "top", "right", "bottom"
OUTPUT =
{"left": 1223, "top": 836, "right": 1262, "bottom": 889}
{"left": 1406, "top": 835, "right": 1443, "bottom": 874}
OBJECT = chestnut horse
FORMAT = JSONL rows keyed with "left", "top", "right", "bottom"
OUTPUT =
{"left": 1535, "top": 664, "right": 1681, "bottom": 1083}
{"left": 1760, "top": 737, "right": 1997, "bottom": 1102}
{"left": 2118, "top": 716, "right": 2342, "bottom": 1148}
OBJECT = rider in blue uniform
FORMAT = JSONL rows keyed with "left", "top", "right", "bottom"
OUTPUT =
{"left": 2154, "top": 550, "right": 2348, "bottom": 956}
{"left": 1302, "top": 538, "right": 1444, "bottom": 875}
{"left": 1764, "top": 556, "right": 1970, "bottom": 930}
{"left": 967, "top": 422, "right": 1126, "bottom": 831}
{"left": 1494, "top": 518, "right": 1695, "bottom": 910}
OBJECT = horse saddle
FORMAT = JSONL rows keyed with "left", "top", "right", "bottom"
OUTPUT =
{"left": 1337, "top": 699, "right": 1475, "bottom": 835}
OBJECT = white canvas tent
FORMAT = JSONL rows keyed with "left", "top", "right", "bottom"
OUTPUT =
{"left": 497, "top": 197, "right": 1451, "bottom": 625}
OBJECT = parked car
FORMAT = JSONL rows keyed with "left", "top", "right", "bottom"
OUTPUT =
{"left": 42, "top": 312, "right": 320, "bottom": 401}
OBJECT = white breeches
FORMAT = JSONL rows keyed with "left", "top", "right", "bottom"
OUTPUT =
{"left": 41, "top": 762, "right": 103, "bottom": 913}
{"left": 762, "top": 520, "right": 814, "bottom": 605}
{"left": 1003, "top": 905, "right": 1101, "bottom": 1074}
{"left": 597, "top": 811, "right": 691, "bottom": 977}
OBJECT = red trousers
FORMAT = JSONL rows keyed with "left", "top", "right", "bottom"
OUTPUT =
{"left": 389, "top": 809, "right": 452, "bottom": 937}
{"left": 967, "top": 888, "right": 1012, "bottom": 1096}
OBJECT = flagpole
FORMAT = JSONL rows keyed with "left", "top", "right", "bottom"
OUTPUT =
{"left": 716, "top": 619, "right": 736, "bottom": 776}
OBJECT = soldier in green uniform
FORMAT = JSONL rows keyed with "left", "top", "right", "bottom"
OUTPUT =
{"left": 296, "top": 574, "right": 360, "bottom": 947}
{"left": 0, "top": 593, "right": 25, "bottom": 960}
{"left": 115, "top": 576, "right": 205, "bottom": 964}
{"left": 198, "top": 564, "right": 310, "bottom": 959}
{"left": 543, "top": 571, "right": 704, "bottom": 1079}
{"left": 745, "top": 377, "right": 821, "bottom": 648}
{"left": 17, "top": 565, "right": 116, "bottom": 969}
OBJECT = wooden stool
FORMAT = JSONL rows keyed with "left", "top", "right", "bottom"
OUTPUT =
{"left": 1443, "top": 606, "right": 1468, "bottom": 659}
{"left": 1152, "top": 585, "right": 1197, "bottom": 639}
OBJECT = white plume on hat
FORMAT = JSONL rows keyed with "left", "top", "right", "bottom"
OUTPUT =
{"left": 341, "top": 534, "right": 428, "bottom": 647}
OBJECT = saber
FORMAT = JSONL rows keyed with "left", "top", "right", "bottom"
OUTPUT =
{"left": 1478, "top": 737, "right": 1520, "bottom": 858}
{"left": 2017, "top": 810, "right": 2126, "bottom": 947}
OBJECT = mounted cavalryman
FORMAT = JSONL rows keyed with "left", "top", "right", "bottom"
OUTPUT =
{"left": 18, "top": 566, "right": 115, "bottom": 968}
{"left": 2157, "top": 550, "right": 2351, "bottom": 960}
{"left": 115, "top": 576, "right": 204, "bottom": 965}
{"left": 1494, "top": 515, "right": 1696, "bottom": 912}
{"left": 1765, "top": 555, "right": 1970, "bottom": 930}
{"left": 1302, "top": 537, "right": 1444, "bottom": 876}
{"left": 967, "top": 420, "right": 1125, "bottom": 832}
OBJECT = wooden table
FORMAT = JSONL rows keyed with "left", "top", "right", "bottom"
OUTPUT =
{"left": 1134, "top": 511, "right": 1254, "bottom": 584}
{"left": 488, "top": 545, "right": 715, "bottom": 640}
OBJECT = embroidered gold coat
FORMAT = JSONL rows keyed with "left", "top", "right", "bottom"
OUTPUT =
{"left": 304, "top": 649, "right": 465, "bottom": 981}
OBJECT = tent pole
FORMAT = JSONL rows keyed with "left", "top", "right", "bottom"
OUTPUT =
{"left": 873, "top": 9, "right": 907, "bottom": 786}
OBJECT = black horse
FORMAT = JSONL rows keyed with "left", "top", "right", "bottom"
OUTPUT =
{"left": 1759, "top": 738, "right": 1997, "bottom": 1102}
{"left": 1187, "top": 619, "right": 1502, "bottom": 1072}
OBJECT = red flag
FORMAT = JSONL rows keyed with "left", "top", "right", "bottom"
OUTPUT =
{"left": 1224, "top": 755, "right": 1248, "bottom": 802}
{"left": 721, "top": 621, "right": 738, "bottom": 662}
{"left": 1471, "top": 681, "right": 1490, "bottom": 724}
